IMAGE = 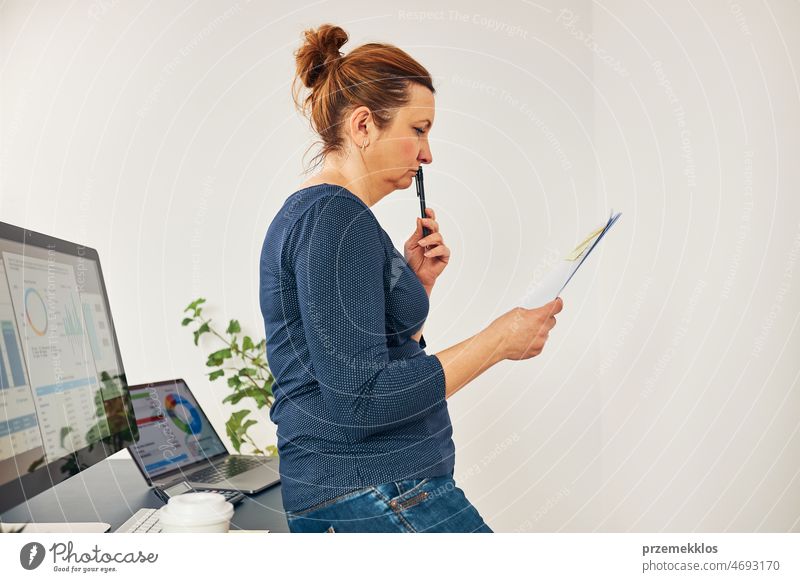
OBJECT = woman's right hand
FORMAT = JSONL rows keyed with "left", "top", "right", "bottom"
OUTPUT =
{"left": 490, "top": 297, "right": 563, "bottom": 361}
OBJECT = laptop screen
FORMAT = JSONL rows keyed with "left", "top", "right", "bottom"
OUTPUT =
{"left": 128, "top": 379, "right": 227, "bottom": 479}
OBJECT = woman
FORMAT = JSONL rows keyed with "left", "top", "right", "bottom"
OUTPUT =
{"left": 259, "top": 24, "right": 563, "bottom": 533}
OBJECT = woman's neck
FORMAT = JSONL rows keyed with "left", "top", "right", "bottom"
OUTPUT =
{"left": 310, "top": 157, "right": 389, "bottom": 208}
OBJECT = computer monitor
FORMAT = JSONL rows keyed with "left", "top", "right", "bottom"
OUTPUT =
{"left": 0, "top": 220, "right": 139, "bottom": 513}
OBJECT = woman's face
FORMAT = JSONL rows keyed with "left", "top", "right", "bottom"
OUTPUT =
{"left": 366, "top": 83, "right": 435, "bottom": 192}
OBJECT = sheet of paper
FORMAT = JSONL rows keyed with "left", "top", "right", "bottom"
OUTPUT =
{"left": 566, "top": 224, "right": 606, "bottom": 261}
{"left": 520, "top": 210, "right": 621, "bottom": 309}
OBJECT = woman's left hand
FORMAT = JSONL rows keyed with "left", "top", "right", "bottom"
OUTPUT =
{"left": 403, "top": 207, "right": 450, "bottom": 288}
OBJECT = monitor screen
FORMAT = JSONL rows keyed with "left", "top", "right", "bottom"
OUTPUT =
{"left": 128, "top": 379, "right": 227, "bottom": 481}
{"left": 0, "top": 221, "right": 138, "bottom": 513}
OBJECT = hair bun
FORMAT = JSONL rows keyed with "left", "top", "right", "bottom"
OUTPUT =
{"left": 295, "top": 24, "right": 349, "bottom": 89}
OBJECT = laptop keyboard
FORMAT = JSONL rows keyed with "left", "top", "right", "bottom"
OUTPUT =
{"left": 116, "top": 508, "right": 162, "bottom": 533}
{"left": 189, "top": 456, "right": 265, "bottom": 484}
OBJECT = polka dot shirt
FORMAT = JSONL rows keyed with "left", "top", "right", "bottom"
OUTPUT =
{"left": 259, "top": 183, "right": 455, "bottom": 513}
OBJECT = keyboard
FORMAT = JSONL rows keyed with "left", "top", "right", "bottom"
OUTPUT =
{"left": 188, "top": 456, "right": 265, "bottom": 484}
{"left": 116, "top": 508, "right": 162, "bottom": 533}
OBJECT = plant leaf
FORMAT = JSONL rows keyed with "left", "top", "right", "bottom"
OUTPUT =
{"left": 185, "top": 298, "right": 206, "bottom": 312}
{"left": 229, "top": 409, "right": 250, "bottom": 424}
{"left": 193, "top": 321, "right": 210, "bottom": 346}
{"left": 206, "top": 348, "right": 232, "bottom": 367}
{"left": 262, "top": 378, "right": 274, "bottom": 399}
{"left": 226, "top": 319, "right": 241, "bottom": 334}
{"left": 226, "top": 423, "right": 242, "bottom": 452}
{"left": 225, "top": 410, "right": 253, "bottom": 453}
{"left": 223, "top": 387, "right": 267, "bottom": 407}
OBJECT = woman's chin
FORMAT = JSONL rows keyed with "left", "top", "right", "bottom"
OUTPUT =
{"left": 396, "top": 172, "right": 415, "bottom": 189}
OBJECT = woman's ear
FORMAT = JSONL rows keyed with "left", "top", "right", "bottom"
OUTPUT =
{"left": 348, "top": 106, "right": 371, "bottom": 147}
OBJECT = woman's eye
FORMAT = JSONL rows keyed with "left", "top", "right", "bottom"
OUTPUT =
{"left": 414, "top": 127, "right": 425, "bottom": 135}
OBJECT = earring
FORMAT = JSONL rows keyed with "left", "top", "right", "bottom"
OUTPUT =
{"left": 361, "top": 139, "right": 369, "bottom": 152}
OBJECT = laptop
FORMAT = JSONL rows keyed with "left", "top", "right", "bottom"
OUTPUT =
{"left": 127, "top": 378, "right": 280, "bottom": 494}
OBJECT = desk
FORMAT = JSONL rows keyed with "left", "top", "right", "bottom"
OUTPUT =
{"left": 0, "top": 458, "right": 290, "bottom": 533}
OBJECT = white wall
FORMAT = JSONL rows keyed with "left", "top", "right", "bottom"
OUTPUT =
{"left": 1, "top": 0, "right": 797, "bottom": 532}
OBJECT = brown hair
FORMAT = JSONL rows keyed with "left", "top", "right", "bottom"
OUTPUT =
{"left": 292, "top": 23, "right": 435, "bottom": 172}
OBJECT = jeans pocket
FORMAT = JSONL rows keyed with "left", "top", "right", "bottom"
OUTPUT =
{"left": 285, "top": 515, "right": 338, "bottom": 534}
{"left": 386, "top": 477, "right": 431, "bottom": 511}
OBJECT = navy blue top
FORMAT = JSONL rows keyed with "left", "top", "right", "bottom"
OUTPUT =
{"left": 259, "top": 183, "right": 455, "bottom": 513}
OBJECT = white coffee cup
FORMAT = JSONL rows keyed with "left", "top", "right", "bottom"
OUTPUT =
{"left": 158, "top": 492, "right": 234, "bottom": 533}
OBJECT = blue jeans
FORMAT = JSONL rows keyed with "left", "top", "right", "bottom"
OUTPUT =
{"left": 284, "top": 474, "right": 493, "bottom": 533}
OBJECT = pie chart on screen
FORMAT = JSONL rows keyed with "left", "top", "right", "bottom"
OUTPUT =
{"left": 164, "top": 393, "right": 203, "bottom": 435}
{"left": 24, "top": 288, "right": 48, "bottom": 336}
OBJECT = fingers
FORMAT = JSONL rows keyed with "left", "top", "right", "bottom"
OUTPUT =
{"left": 546, "top": 297, "right": 563, "bottom": 315}
{"left": 529, "top": 298, "right": 562, "bottom": 317}
{"left": 419, "top": 219, "right": 438, "bottom": 234}
{"left": 416, "top": 208, "right": 448, "bottom": 257}
{"left": 538, "top": 315, "right": 556, "bottom": 332}
{"left": 423, "top": 244, "right": 450, "bottom": 259}
{"left": 420, "top": 208, "right": 438, "bottom": 233}
{"left": 418, "top": 232, "right": 443, "bottom": 247}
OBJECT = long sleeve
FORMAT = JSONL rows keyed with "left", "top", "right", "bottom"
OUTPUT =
{"left": 292, "top": 195, "right": 446, "bottom": 442}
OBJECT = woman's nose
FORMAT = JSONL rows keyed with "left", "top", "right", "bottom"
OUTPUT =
{"left": 419, "top": 141, "right": 433, "bottom": 165}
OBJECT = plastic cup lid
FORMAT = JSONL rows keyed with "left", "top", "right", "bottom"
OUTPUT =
{"left": 159, "top": 492, "right": 234, "bottom": 526}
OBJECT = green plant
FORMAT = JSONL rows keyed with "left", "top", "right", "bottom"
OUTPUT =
{"left": 182, "top": 298, "right": 277, "bottom": 457}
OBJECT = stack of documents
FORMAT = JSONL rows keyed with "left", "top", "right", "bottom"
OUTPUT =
{"left": 520, "top": 210, "right": 622, "bottom": 309}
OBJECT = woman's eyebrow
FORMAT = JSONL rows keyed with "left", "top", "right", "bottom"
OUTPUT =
{"left": 415, "top": 119, "right": 432, "bottom": 127}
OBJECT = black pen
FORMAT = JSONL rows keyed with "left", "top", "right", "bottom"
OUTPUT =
{"left": 415, "top": 167, "right": 431, "bottom": 239}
